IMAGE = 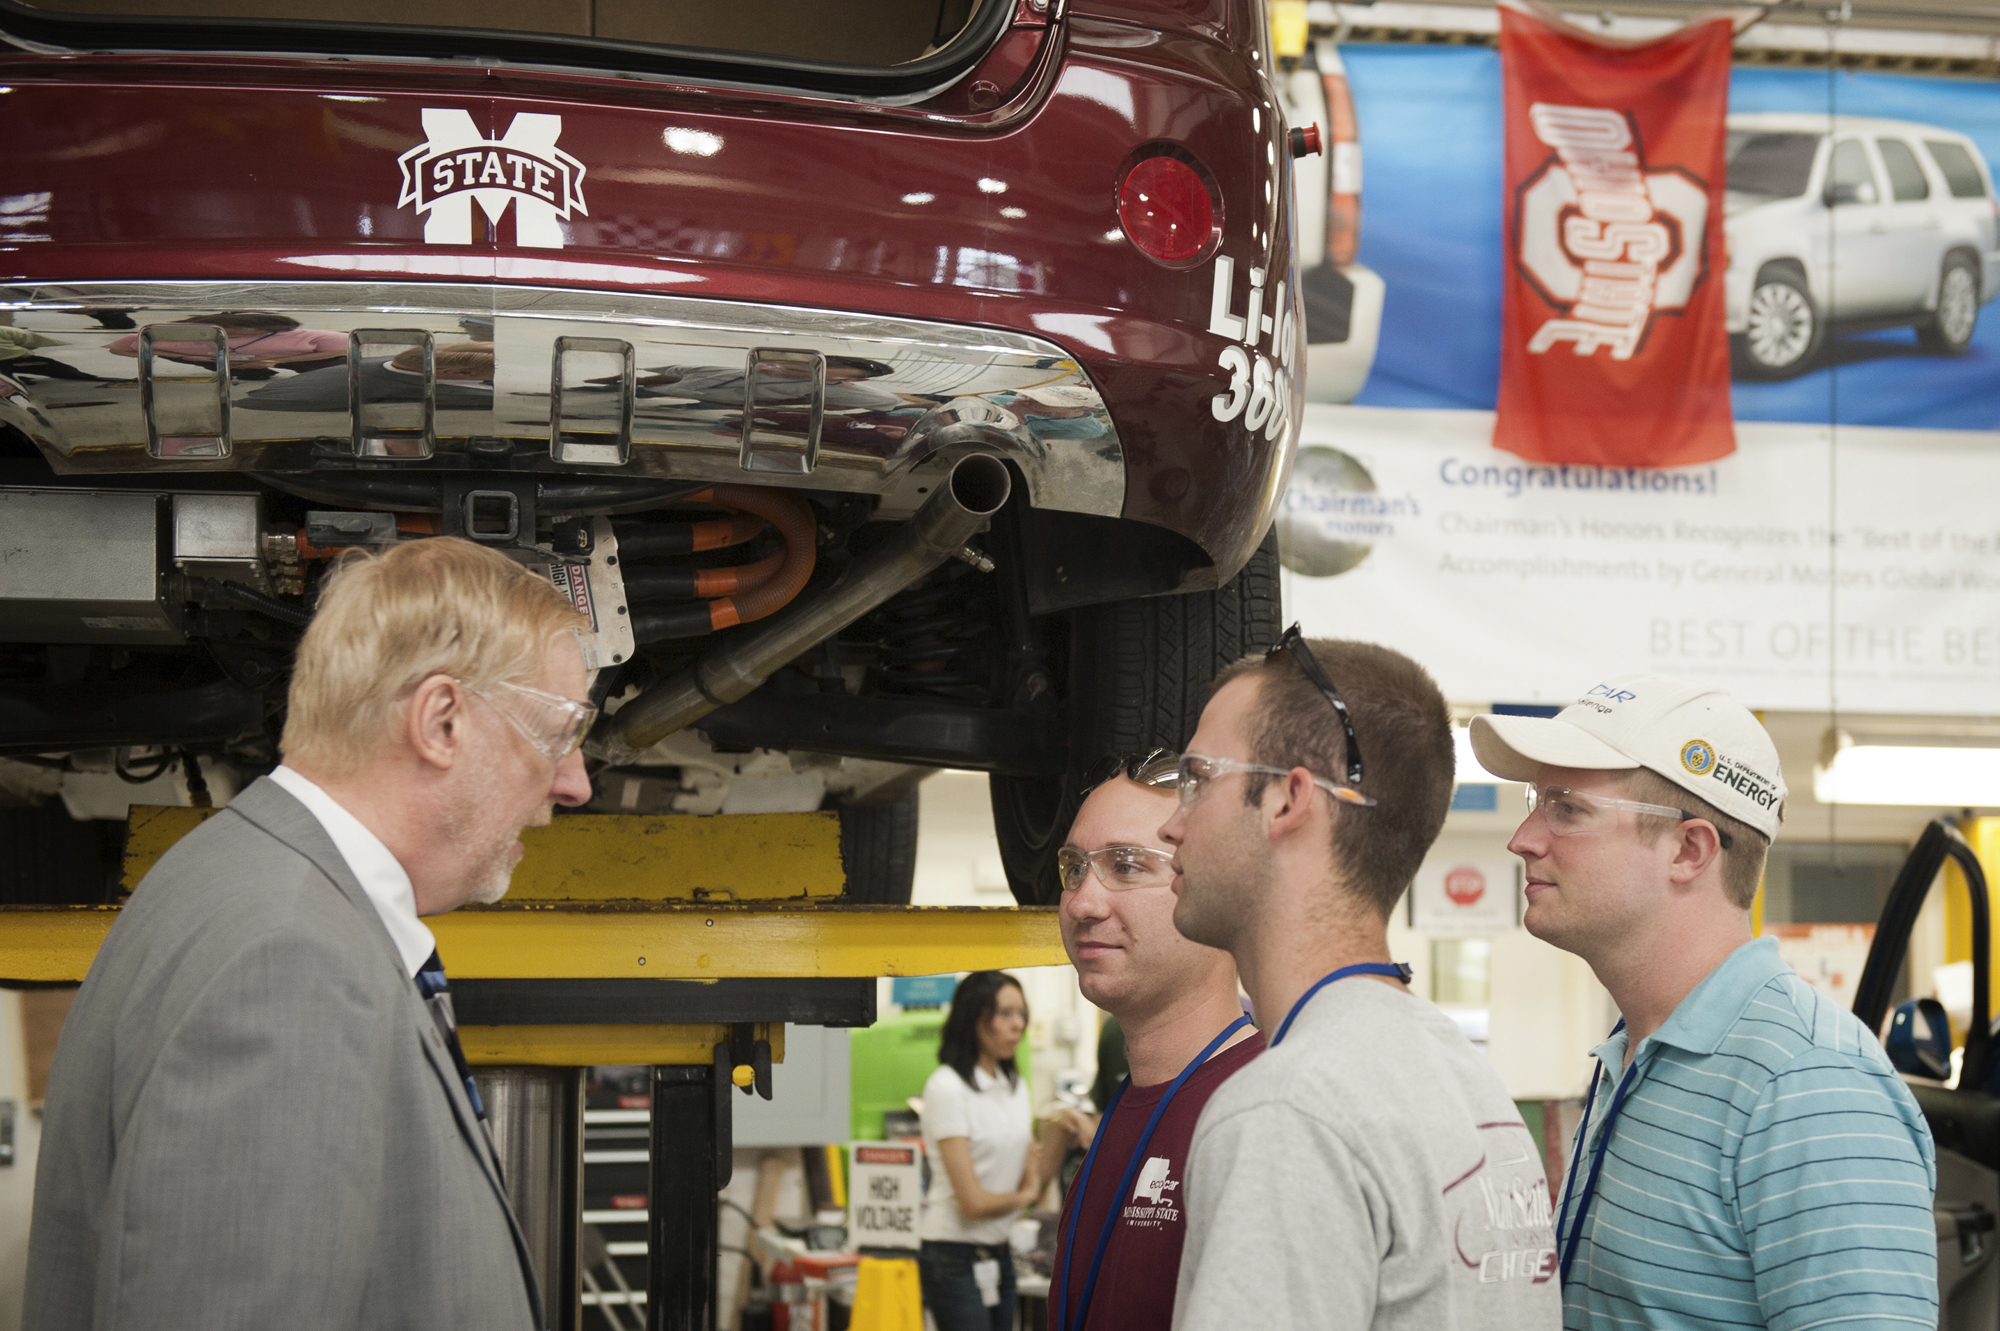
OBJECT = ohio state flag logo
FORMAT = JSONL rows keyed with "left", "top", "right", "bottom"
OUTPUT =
{"left": 1494, "top": 1, "right": 1735, "bottom": 468}
{"left": 1516, "top": 104, "right": 1710, "bottom": 361}
{"left": 397, "top": 109, "right": 587, "bottom": 249}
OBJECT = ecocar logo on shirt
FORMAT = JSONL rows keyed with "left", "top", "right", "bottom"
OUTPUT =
{"left": 1133, "top": 1156, "right": 1179, "bottom": 1205}
{"left": 397, "top": 109, "right": 588, "bottom": 249}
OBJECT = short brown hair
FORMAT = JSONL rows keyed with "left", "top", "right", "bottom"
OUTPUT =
{"left": 1210, "top": 639, "right": 1454, "bottom": 916}
{"left": 282, "top": 537, "right": 587, "bottom": 779}
{"left": 1617, "top": 768, "right": 1769, "bottom": 910}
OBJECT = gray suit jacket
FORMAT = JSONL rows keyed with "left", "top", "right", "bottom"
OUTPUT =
{"left": 24, "top": 778, "right": 541, "bottom": 1331}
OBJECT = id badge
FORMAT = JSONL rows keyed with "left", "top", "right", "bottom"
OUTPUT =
{"left": 973, "top": 1257, "right": 1002, "bottom": 1308}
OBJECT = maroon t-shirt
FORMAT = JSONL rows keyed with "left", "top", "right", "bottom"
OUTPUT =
{"left": 1049, "top": 1032, "right": 1265, "bottom": 1331}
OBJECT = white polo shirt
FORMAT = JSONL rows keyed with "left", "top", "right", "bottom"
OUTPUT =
{"left": 919, "top": 1062, "right": 1032, "bottom": 1245}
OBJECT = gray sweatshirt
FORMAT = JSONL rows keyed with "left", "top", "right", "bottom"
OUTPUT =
{"left": 1173, "top": 978, "right": 1561, "bottom": 1331}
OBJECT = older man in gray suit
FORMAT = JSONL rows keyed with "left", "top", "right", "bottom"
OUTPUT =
{"left": 26, "top": 536, "right": 595, "bottom": 1331}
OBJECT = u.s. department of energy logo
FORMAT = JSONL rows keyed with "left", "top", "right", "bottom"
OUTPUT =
{"left": 397, "top": 109, "right": 587, "bottom": 249}
{"left": 1680, "top": 739, "right": 1716, "bottom": 777}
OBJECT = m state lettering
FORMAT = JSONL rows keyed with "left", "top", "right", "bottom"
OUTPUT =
{"left": 429, "top": 151, "right": 566, "bottom": 204}
{"left": 397, "top": 109, "right": 588, "bottom": 249}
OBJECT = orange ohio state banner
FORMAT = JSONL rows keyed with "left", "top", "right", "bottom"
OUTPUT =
{"left": 1494, "top": 3, "right": 1736, "bottom": 466}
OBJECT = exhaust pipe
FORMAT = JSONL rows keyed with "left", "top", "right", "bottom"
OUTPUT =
{"left": 588, "top": 453, "right": 1013, "bottom": 766}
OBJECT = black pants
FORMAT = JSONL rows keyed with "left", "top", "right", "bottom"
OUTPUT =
{"left": 918, "top": 1240, "right": 1016, "bottom": 1331}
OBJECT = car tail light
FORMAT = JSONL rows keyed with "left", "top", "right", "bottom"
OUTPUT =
{"left": 1119, "top": 153, "right": 1218, "bottom": 265}
{"left": 1320, "top": 42, "right": 1363, "bottom": 267}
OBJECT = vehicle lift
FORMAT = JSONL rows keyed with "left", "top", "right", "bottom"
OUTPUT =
{"left": 1, "top": 803, "right": 1064, "bottom": 1331}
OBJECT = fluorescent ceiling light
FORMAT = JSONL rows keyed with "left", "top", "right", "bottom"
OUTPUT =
{"left": 1453, "top": 726, "right": 1508, "bottom": 785}
{"left": 1815, "top": 742, "right": 2000, "bottom": 806}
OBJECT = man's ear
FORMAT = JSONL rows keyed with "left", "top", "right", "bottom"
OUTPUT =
{"left": 1665, "top": 819, "right": 1726, "bottom": 887}
{"left": 405, "top": 673, "right": 465, "bottom": 772}
{"left": 1265, "top": 768, "right": 1320, "bottom": 845}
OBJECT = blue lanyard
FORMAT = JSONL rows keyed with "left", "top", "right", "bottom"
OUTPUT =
{"left": 1056, "top": 1015, "right": 1250, "bottom": 1331}
{"left": 1269, "top": 961, "right": 1413, "bottom": 1047}
{"left": 1556, "top": 1019, "right": 1640, "bottom": 1288}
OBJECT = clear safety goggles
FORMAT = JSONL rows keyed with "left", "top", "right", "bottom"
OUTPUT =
{"left": 1057, "top": 843, "right": 1176, "bottom": 893}
{"left": 1176, "top": 752, "right": 1378, "bottom": 809}
{"left": 1524, "top": 783, "right": 1733, "bottom": 850}
{"left": 460, "top": 677, "right": 597, "bottom": 762}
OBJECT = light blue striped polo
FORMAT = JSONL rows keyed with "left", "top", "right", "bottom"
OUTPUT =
{"left": 1559, "top": 936, "right": 1937, "bottom": 1330}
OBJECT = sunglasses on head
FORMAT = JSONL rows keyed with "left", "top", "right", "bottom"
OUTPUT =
{"left": 1080, "top": 748, "right": 1181, "bottom": 797}
{"left": 1266, "top": 623, "right": 1364, "bottom": 788}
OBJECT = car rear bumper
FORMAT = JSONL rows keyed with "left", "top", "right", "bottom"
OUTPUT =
{"left": 0, "top": 279, "right": 1125, "bottom": 522}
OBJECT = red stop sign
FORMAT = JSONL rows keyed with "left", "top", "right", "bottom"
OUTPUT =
{"left": 1444, "top": 865, "right": 1486, "bottom": 906}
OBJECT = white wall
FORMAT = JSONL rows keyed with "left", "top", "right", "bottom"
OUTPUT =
{"left": 1400, "top": 797, "right": 1614, "bottom": 1102}
{"left": 905, "top": 772, "right": 1096, "bottom": 1118}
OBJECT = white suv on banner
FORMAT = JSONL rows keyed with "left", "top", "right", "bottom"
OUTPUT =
{"left": 1725, "top": 112, "right": 2000, "bottom": 378}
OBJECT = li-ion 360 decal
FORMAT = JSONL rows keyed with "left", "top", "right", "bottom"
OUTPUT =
{"left": 1208, "top": 255, "right": 1295, "bottom": 440}
{"left": 397, "top": 109, "right": 588, "bottom": 249}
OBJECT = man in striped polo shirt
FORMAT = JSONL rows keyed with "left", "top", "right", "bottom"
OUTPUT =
{"left": 1472, "top": 675, "right": 1937, "bottom": 1331}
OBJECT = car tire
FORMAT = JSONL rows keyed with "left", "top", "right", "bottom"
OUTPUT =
{"left": 835, "top": 789, "right": 919, "bottom": 905}
{"left": 1917, "top": 253, "right": 1981, "bottom": 355}
{"left": 990, "top": 528, "right": 1282, "bottom": 906}
{"left": 0, "top": 803, "right": 123, "bottom": 906}
{"left": 1735, "top": 265, "right": 1825, "bottom": 379}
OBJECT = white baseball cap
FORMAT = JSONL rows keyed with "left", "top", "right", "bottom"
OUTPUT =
{"left": 1468, "top": 674, "right": 1787, "bottom": 840}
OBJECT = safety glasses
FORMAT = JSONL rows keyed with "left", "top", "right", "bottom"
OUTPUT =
{"left": 1057, "top": 843, "right": 1177, "bottom": 893}
{"left": 1525, "top": 783, "right": 1733, "bottom": 850}
{"left": 1176, "top": 752, "right": 1378, "bottom": 809}
{"left": 1266, "top": 623, "right": 1364, "bottom": 788}
{"left": 460, "top": 677, "right": 598, "bottom": 763}
{"left": 1080, "top": 748, "right": 1181, "bottom": 797}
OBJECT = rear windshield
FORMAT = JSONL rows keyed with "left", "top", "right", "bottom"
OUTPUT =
{"left": 0, "top": 0, "right": 998, "bottom": 92}
{"left": 1924, "top": 139, "right": 1991, "bottom": 199}
{"left": 1727, "top": 131, "right": 1820, "bottom": 200}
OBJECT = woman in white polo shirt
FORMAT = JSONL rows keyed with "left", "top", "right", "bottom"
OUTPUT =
{"left": 918, "top": 971, "right": 1041, "bottom": 1331}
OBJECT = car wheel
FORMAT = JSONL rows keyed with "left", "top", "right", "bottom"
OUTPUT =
{"left": 1736, "top": 267, "right": 1824, "bottom": 379}
{"left": 990, "top": 528, "right": 1282, "bottom": 906}
{"left": 1918, "top": 254, "right": 1981, "bottom": 355}
{"left": 835, "top": 789, "right": 919, "bottom": 905}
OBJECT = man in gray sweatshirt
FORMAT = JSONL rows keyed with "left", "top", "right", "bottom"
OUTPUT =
{"left": 1160, "top": 629, "right": 1559, "bottom": 1331}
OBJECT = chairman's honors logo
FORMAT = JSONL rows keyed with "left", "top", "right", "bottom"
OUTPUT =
{"left": 1681, "top": 739, "right": 1717, "bottom": 776}
{"left": 1515, "top": 103, "right": 1710, "bottom": 361}
{"left": 397, "top": 109, "right": 587, "bottom": 249}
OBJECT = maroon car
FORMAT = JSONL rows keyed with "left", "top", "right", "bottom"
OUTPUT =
{"left": 0, "top": 0, "right": 1304, "bottom": 904}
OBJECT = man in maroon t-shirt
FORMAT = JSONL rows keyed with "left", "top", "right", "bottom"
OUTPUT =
{"left": 1049, "top": 752, "right": 1262, "bottom": 1331}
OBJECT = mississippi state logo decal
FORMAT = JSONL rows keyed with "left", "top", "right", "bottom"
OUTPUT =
{"left": 1680, "top": 739, "right": 1716, "bottom": 776}
{"left": 398, "top": 109, "right": 587, "bottom": 249}
{"left": 1515, "top": 103, "right": 1709, "bottom": 361}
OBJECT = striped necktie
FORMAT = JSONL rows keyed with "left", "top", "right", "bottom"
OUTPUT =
{"left": 415, "top": 949, "right": 486, "bottom": 1120}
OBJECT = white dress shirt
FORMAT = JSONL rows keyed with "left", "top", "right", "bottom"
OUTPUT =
{"left": 268, "top": 765, "right": 435, "bottom": 978}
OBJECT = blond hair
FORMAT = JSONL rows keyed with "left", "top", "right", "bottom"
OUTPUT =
{"left": 282, "top": 537, "right": 588, "bottom": 779}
